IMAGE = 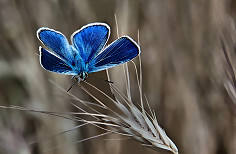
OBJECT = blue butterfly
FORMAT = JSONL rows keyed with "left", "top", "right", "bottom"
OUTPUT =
{"left": 37, "top": 23, "right": 140, "bottom": 81}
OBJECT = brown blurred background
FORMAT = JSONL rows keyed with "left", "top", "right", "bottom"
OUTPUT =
{"left": 0, "top": 0, "right": 236, "bottom": 154}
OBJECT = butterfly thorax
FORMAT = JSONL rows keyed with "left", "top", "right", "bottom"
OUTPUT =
{"left": 71, "top": 49, "right": 89, "bottom": 81}
{"left": 76, "top": 59, "right": 89, "bottom": 81}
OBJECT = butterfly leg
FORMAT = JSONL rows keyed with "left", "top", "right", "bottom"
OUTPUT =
{"left": 67, "top": 77, "right": 79, "bottom": 92}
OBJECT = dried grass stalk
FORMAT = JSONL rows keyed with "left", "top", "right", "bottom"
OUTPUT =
{"left": 74, "top": 55, "right": 178, "bottom": 154}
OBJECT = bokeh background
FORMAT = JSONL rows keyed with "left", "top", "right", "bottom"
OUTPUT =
{"left": 1, "top": 0, "right": 236, "bottom": 154}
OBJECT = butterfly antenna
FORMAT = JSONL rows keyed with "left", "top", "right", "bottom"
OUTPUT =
{"left": 91, "top": 74, "right": 113, "bottom": 84}
{"left": 67, "top": 77, "right": 79, "bottom": 92}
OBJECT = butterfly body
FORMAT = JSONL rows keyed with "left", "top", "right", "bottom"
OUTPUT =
{"left": 37, "top": 23, "right": 140, "bottom": 81}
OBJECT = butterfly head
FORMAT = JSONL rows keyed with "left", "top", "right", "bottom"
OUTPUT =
{"left": 78, "top": 72, "right": 88, "bottom": 81}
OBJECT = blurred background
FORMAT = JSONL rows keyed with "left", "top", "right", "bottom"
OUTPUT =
{"left": 0, "top": 0, "right": 236, "bottom": 154}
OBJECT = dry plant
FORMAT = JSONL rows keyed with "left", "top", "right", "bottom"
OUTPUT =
{"left": 0, "top": 55, "right": 178, "bottom": 154}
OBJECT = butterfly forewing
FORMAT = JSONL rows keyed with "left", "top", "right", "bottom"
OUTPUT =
{"left": 71, "top": 23, "right": 110, "bottom": 63}
{"left": 37, "top": 28, "right": 76, "bottom": 64}
{"left": 88, "top": 36, "right": 140, "bottom": 73}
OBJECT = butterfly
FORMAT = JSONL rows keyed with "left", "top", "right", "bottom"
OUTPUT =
{"left": 37, "top": 23, "right": 140, "bottom": 81}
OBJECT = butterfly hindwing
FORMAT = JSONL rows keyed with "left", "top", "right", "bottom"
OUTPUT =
{"left": 37, "top": 28, "right": 76, "bottom": 63}
{"left": 88, "top": 36, "right": 140, "bottom": 73}
{"left": 71, "top": 23, "right": 110, "bottom": 63}
{"left": 39, "top": 47, "right": 77, "bottom": 75}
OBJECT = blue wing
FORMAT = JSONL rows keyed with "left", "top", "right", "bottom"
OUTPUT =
{"left": 88, "top": 36, "right": 140, "bottom": 73}
{"left": 71, "top": 23, "right": 110, "bottom": 63}
{"left": 37, "top": 28, "right": 76, "bottom": 63}
{"left": 39, "top": 47, "right": 77, "bottom": 75}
